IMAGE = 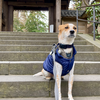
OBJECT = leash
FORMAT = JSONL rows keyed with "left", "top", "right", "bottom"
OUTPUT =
{"left": 52, "top": 44, "right": 59, "bottom": 100}
{"left": 51, "top": 43, "right": 74, "bottom": 100}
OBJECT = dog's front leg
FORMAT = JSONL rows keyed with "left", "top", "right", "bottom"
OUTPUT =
{"left": 68, "top": 63, "right": 75, "bottom": 100}
{"left": 54, "top": 62, "right": 62, "bottom": 100}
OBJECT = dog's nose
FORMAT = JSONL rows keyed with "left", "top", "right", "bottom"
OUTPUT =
{"left": 70, "top": 30, "right": 75, "bottom": 35}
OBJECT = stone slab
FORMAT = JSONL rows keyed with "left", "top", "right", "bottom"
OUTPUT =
{"left": 9, "top": 63, "right": 42, "bottom": 75}
{"left": 0, "top": 62, "right": 100, "bottom": 75}
{"left": 0, "top": 64, "right": 9, "bottom": 75}
{"left": 0, "top": 32, "right": 58, "bottom": 35}
{"left": 78, "top": 34, "right": 100, "bottom": 50}
{"left": 0, "top": 40, "right": 90, "bottom": 45}
{"left": 0, "top": 97, "right": 100, "bottom": 100}
{"left": 0, "top": 75, "right": 100, "bottom": 97}
{"left": 0, "top": 34, "right": 57, "bottom": 37}
{"left": 0, "top": 45, "right": 99, "bottom": 51}
{"left": 0, "top": 52, "right": 99, "bottom": 61}
{"left": 0, "top": 36, "right": 83, "bottom": 40}
{"left": 75, "top": 63, "right": 100, "bottom": 74}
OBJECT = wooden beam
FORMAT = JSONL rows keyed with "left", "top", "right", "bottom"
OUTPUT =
{"left": 56, "top": 0, "right": 61, "bottom": 32}
{"left": 17, "top": 0, "right": 44, "bottom": 1}
{"left": 13, "top": 5, "right": 52, "bottom": 7}
{"left": 14, "top": 6, "right": 48, "bottom": 10}
{"left": 61, "top": 1, "right": 68, "bottom": 5}
{"left": 0, "top": 0, "right": 3, "bottom": 31}
{"left": 8, "top": 2, "right": 54, "bottom": 7}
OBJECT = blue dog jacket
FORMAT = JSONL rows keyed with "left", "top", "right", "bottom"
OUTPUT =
{"left": 43, "top": 46, "right": 77, "bottom": 76}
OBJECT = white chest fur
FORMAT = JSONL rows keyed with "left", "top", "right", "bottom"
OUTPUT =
{"left": 64, "top": 48, "right": 72, "bottom": 53}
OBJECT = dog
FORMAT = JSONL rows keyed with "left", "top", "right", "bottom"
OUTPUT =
{"left": 33, "top": 23, "right": 77, "bottom": 100}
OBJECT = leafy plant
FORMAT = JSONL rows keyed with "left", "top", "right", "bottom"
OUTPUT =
{"left": 13, "top": 11, "right": 48, "bottom": 32}
{"left": 86, "top": 2, "right": 100, "bottom": 34}
{"left": 73, "top": 0, "right": 82, "bottom": 10}
{"left": 96, "top": 35, "right": 100, "bottom": 39}
{"left": 25, "top": 11, "right": 48, "bottom": 32}
{"left": 13, "top": 17, "right": 25, "bottom": 32}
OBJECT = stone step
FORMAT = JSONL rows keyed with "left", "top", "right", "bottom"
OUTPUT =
{"left": 0, "top": 32, "right": 80, "bottom": 38}
{"left": 0, "top": 61, "right": 100, "bottom": 75}
{"left": 0, "top": 32, "right": 80, "bottom": 36}
{"left": 0, "top": 36, "right": 84, "bottom": 40}
{"left": 0, "top": 34, "right": 57, "bottom": 37}
{"left": 0, "top": 40, "right": 91, "bottom": 45}
{"left": 0, "top": 51, "right": 99, "bottom": 61}
{"left": 0, "top": 97, "right": 100, "bottom": 100}
{"left": 0, "top": 75, "right": 100, "bottom": 97}
{"left": 0, "top": 33, "right": 57, "bottom": 37}
{"left": 0, "top": 45, "right": 99, "bottom": 51}
{"left": 0, "top": 32, "right": 58, "bottom": 35}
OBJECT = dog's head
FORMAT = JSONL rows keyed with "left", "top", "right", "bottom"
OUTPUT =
{"left": 58, "top": 24, "right": 77, "bottom": 42}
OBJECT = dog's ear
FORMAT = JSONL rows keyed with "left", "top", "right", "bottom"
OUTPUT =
{"left": 59, "top": 25, "right": 65, "bottom": 32}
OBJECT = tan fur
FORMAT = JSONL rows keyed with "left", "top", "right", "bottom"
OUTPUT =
{"left": 58, "top": 24, "right": 69, "bottom": 36}
{"left": 58, "top": 24, "right": 77, "bottom": 39}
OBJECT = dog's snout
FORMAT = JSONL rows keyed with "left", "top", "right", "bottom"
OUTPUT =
{"left": 70, "top": 30, "right": 75, "bottom": 34}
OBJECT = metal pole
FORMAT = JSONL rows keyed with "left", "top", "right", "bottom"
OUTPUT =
{"left": 76, "top": 9, "right": 78, "bottom": 33}
{"left": 93, "top": 6, "right": 95, "bottom": 41}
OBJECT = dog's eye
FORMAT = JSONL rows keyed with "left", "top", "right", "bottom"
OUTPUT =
{"left": 65, "top": 26, "right": 69, "bottom": 29}
{"left": 73, "top": 27, "right": 77, "bottom": 30}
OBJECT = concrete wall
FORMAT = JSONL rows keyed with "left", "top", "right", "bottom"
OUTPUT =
{"left": 87, "top": 24, "right": 93, "bottom": 34}
{"left": 62, "top": 18, "right": 87, "bottom": 34}
{"left": 87, "top": 24, "right": 100, "bottom": 34}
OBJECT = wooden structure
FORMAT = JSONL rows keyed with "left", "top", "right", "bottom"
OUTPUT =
{"left": 0, "top": 0, "right": 70, "bottom": 32}
{"left": 61, "top": 10, "right": 87, "bottom": 34}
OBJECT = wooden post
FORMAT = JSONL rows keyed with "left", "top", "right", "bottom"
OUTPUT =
{"left": 49, "top": 6, "right": 54, "bottom": 32}
{"left": 53, "top": 6, "right": 56, "bottom": 32}
{"left": 3, "top": 1, "right": 9, "bottom": 31}
{"left": 0, "top": 0, "right": 3, "bottom": 31}
{"left": 56, "top": 0, "right": 61, "bottom": 32}
{"left": 8, "top": 5, "right": 14, "bottom": 31}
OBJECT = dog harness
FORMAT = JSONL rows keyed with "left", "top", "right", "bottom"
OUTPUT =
{"left": 43, "top": 45, "right": 77, "bottom": 76}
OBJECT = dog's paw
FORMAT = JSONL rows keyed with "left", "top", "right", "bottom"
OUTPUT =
{"left": 68, "top": 97, "right": 74, "bottom": 100}
{"left": 68, "top": 95, "right": 74, "bottom": 100}
{"left": 50, "top": 77, "right": 54, "bottom": 80}
{"left": 46, "top": 77, "right": 53, "bottom": 80}
{"left": 61, "top": 76, "right": 64, "bottom": 80}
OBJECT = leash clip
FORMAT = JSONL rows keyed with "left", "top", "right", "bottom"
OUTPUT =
{"left": 52, "top": 44, "right": 56, "bottom": 53}
{"left": 50, "top": 44, "right": 56, "bottom": 55}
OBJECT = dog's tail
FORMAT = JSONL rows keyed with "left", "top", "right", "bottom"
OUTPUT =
{"left": 33, "top": 71, "right": 43, "bottom": 77}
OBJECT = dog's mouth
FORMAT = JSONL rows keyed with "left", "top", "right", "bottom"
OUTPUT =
{"left": 68, "top": 34, "right": 75, "bottom": 38}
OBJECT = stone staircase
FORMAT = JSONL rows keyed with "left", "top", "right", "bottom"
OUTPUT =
{"left": 0, "top": 32, "right": 100, "bottom": 100}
